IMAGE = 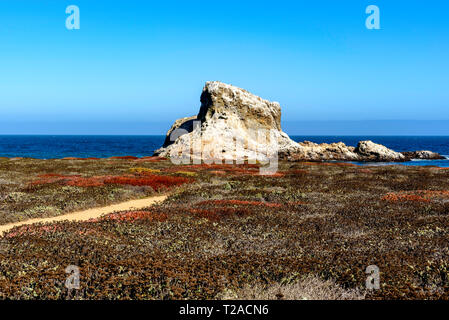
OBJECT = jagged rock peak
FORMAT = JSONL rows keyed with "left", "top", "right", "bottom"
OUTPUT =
{"left": 197, "top": 81, "right": 282, "bottom": 131}
{"left": 154, "top": 81, "right": 298, "bottom": 161}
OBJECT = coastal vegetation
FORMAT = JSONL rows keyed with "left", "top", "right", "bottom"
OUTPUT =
{"left": 0, "top": 156, "right": 448, "bottom": 299}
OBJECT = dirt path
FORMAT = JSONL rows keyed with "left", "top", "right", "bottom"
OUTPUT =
{"left": 0, "top": 194, "right": 168, "bottom": 235}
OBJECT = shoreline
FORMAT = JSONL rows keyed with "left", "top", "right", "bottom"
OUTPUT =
{"left": 2, "top": 155, "right": 449, "bottom": 168}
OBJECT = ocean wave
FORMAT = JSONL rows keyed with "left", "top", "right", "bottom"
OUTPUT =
{"left": 411, "top": 156, "right": 449, "bottom": 161}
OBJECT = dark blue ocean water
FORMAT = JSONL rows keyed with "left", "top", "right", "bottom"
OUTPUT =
{"left": 0, "top": 135, "right": 165, "bottom": 159}
{"left": 0, "top": 135, "right": 448, "bottom": 167}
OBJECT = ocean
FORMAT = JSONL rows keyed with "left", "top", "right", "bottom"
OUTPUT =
{"left": 0, "top": 135, "right": 448, "bottom": 167}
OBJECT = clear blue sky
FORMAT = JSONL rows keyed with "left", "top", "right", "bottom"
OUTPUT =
{"left": 0, "top": 0, "right": 448, "bottom": 134}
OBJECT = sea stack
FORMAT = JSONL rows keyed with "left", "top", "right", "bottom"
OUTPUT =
{"left": 154, "top": 81, "right": 298, "bottom": 162}
{"left": 154, "top": 81, "right": 442, "bottom": 162}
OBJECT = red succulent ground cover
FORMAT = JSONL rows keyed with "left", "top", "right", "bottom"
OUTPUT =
{"left": 382, "top": 190, "right": 449, "bottom": 202}
{"left": 61, "top": 157, "right": 100, "bottom": 160}
{"left": 163, "top": 163, "right": 285, "bottom": 177}
{"left": 144, "top": 199, "right": 306, "bottom": 223}
{"left": 104, "top": 176, "right": 190, "bottom": 189}
{"left": 32, "top": 174, "right": 108, "bottom": 187}
{"left": 134, "top": 156, "right": 167, "bottom": 162}
{"left": 165, "top": 163, "right": 258, "bottom": 172}
{"left": 108, "top": 156, "right": 139, "bottom": 160}
{"left": 302, "top": 162, "right": 358, "bottom": 167}
{"left": 6, "top": 224, "right": 61, "bottom": 238}
{"left": 60, "top": 156, "right": 164, "bottom": 161}
{"left": 31, "top": 173, "right": 192, "bottom": 190}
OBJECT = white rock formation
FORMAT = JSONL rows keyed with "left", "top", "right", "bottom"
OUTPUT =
{"left": 154, "top": 81, "right": 439, "bottom": 163}
{"left": 155, "top": 81, "right": 298, "bottom": 163}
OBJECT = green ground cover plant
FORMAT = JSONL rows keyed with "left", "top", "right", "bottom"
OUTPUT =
{"left": 0, "top": 157, "right": 448, "bottom": 299}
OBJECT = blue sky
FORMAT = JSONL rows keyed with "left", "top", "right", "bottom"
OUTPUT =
{"left": 0, "top": 0, "right": 448, "bottom": 134}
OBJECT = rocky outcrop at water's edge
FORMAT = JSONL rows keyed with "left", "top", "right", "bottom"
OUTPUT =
{"left": 154, "top": 81, "right": 443, "bottom": 163}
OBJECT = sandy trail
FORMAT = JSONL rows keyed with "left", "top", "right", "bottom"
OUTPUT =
{"left": 0, "top": 194, "right": 168, "bottom": 235}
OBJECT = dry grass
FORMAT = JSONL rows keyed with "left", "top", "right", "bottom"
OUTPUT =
{"left": 218, "top": 275, "right": 365, "bottom": 300}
